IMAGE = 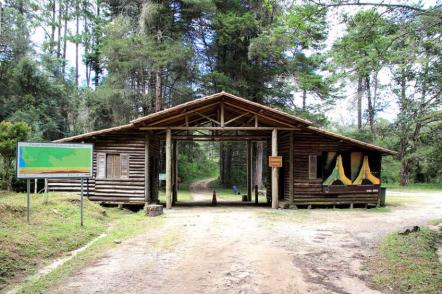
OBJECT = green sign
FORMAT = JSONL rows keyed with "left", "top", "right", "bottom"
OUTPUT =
{"left": 17, "top": 142, "right": 93, "bottom": 178}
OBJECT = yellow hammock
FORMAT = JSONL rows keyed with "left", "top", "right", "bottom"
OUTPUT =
{"left": 323, "top": 155, "right": 352, "bottom": 185}
{"left": 353, "top": 155, "right": 380, "bottom": 185}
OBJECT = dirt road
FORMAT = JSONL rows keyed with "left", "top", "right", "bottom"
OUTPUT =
{"left": 51, "top": 180, "right": 442, "bottom": 294}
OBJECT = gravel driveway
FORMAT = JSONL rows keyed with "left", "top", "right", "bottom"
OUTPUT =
{"left": 51, "top": 181, "right": 442, "bottom": 294}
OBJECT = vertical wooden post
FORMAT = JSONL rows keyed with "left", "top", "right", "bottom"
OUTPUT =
{"left": 34, "top": 179, "right": 38, "bottom": 194}
{"left": 26, "top": 179, "right": 30, "bottom": 224}
{"left": 172, "top": 140, "right": 177, "bottom": 204}
{"left": 289, "top": 131, "right": 294, "bottom": 206}
{"left": 144, "top": 134, "right": 150, "bottom": 204}
{"left": 247, "top": 140, "right": 252, "bottom": 201}
{"left": 165, "top": 129, "right": 172, "bottom": 209}
{"left": 272, "top": 128, "right": 279, "bottom": 209}
{"left": 220, "top": 102, "right": 225, "bottom": 127}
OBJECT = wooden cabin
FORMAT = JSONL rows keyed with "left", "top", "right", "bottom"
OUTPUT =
{"left": 49, "top": 92, "right": 396, "bottom": 208}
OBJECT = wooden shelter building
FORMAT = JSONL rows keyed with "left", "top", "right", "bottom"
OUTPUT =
{"left": 50, "top": 92, "right": 396, "bottom": 209}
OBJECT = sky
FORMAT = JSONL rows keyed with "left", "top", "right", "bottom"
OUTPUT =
{"left": 30, "top": 0, "right": 438, "bottom": 127}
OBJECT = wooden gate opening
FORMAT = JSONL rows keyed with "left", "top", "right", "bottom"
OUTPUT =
{"left": 158, "top": 139, "right": 271, "bottom": 207}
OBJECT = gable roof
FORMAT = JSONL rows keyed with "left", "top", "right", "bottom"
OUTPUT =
{"left": 54, "top": 92, "right": 396, "bottom": 155}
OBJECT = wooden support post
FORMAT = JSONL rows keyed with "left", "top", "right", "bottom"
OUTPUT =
{"left": 289, "top": 131, "right": 294, "bottom": 206}
{"left": 172, "top": 140, "right": 178, "bottom": 204}
{"left": 247, "top": 140, "right": 252, "bottom": 201}
{"left": 220, "top": 102, "right": 225, "bottom": 127}
{"left": 254, "top": 185, "right": 258, "bottom": 204}
{"left": 34, "top": 179, "right": 37, "bottom": 194}
{"left": 144, "top": 134, "right": 150, "bottom": 204}
{"left": 271, "top": 129, "right": 279, "bottom": 209}
{"left": 165, "top": 129, "right": 172, "bottom": 209}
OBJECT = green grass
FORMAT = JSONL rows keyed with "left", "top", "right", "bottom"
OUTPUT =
{"left": 208, "top": 179, "right": 268, "bottom": 203}
{"left": 384, "top": 182, "right": 442, "bottom": 191}
{"left": 257, "top": 209, "right": 311, "bottom": 222}
{"left": 0, "top": 191, "right": 158, "bottom": 292}
{"left": 158, "top": 188, "right": 193, "bottom": 203}
{"left": 367, "top": 228, "right": 442, "bottom": 293}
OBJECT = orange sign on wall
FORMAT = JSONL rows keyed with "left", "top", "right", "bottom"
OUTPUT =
{"left": 268, "top": 156, "right": 282, "bottom": 167}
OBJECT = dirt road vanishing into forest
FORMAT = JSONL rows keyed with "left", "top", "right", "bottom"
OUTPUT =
{"left": 51, "top": 180, "right": 442, "bottom": 294}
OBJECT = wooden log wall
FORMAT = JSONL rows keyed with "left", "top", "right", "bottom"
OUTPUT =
{"left": 48, "top": 130, "right": 161, "bottom": 204}
{"left": 277, "top": 130, "right": 381, "bottom": 206}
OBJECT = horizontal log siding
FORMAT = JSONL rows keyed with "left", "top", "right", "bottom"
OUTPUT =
{"left": 290, "top": 131, "right": 380, "bottom": 205}
{"left": 49, "top": 130, "right": 152, "bottom": 203}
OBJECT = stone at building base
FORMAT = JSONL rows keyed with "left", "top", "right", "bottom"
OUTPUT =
{"left": 144, "top": 204, "right": 163, "bottom": 217}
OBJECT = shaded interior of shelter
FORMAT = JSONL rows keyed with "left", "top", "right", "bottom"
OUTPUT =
{"left": 156, "top": 139, "right": 272, "bottom": 207}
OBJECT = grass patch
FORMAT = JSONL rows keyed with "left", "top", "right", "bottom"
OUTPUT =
{"left": 257, "top": 210, "right": 311, "bottom": 223}
{"left": 0, "top": 191, "right": 153, "bottom": 292}
{"left": 367, "top": 228, "right": 442, "bottom": 293}
{"left": 384, "top": 183, "right": 442, "bottom": 192}
{"left": 209, "top": 179, "right": 268, "bottom": 203}
{"left": 158, "top": 188, "right": 193, "bottom": 203}
{"left": 15, "top": 202, "right": 163, "bottom": 293}
{"left": 385, "top": 195, "right": 422, "bottom": 207}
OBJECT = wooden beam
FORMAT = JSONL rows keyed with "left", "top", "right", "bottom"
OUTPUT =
{"left": 289, "top": 131, "right": 294, "bottom": 206}
{"left": 195, "top": 111, "right": 221, "bottom": 125}
{"left": 225, "top": 112, "right": 250, "bottom": 126}
{"left": 224, "top": 101, "right": 299, "bottom": 129}
{"left": 272, "top": 128, "right": 279, "bottom": 209}
{"left": 247, "top": 141, "right": 252, "bottom": 201}
{"left": 140, "top": 126, "right": 297, "bottom": 131}
{"left": 144, "top": 134, "right": 150, "bottom": 204}
{"left": 148, "top": 102, "right": 219, "bottom": 126}
{"left": 172, "top": 140, "right": 177, "bottom": 204}
{"left": 255, "top": 114, "right": 258, "bottom": 128}
{"left": 165, "top": 129, "right": 172, "bottom": 209}
{"left": 220, "top": 102, "right": 225, "bottom": 127}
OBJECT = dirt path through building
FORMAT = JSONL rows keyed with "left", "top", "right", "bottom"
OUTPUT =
{"left": 50, "top": 183, "right": 442, "bottom": 294}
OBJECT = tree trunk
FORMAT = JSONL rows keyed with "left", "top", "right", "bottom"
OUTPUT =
{"left": 75, "top": 0, "right": 79, "bottom": 86}
{"left": 400, "top": 160, "right": 412, "bottom": 186}
{"left": 62, "top": 0, "right": 69, "bottom": 76}
{"left": 57, "top": 0, "right": 62, "bottom": 61}
{"left": 302, "top": 89, "right": 306, "bottom": 111}
{"left": 254, "top": 142, "right": 263, "bottom": 189}
{"left": 357, "top": 76, "right": 363, "bottom": 129}
{"left": 155, "top": 69, "right": 162, "bottom": 112}
{"left": 50, "top": 0, "right": 56, "bottom": 55}
{"left": 365, "top": 75, "right": 375, "bottom": 134}
{"left": 83, "top": 1, "right": 90, "bottom": 86}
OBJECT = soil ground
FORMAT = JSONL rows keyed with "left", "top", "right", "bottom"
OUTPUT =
{"left": 50, "top": 180, "right": 442, "bottom": 294}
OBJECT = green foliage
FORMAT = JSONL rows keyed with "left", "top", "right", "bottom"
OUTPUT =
{"left": 368, "top": 228, "right": 442, "bottom": 293}
{"left": 177, "top": 142, "right": 218, "bottom": 183}
{"left": 0, "top": 121, "right": 31, "bottom": 190}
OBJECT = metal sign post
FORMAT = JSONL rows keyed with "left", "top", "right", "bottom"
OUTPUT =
{"left": 80, "top": 178, "right": 84, "bottom": 226}
{"left": 26, "top": 179, "right": 30, "bottom": 224}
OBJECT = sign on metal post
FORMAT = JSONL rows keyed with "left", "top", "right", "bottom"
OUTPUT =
{"left": 17, "top": 142, "right": 93, "bottom": 225}
{"left": 268, "top": 156, "right": 283, "bottom": 168}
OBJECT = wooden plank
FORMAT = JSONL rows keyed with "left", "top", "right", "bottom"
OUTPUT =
{"left": 140, "top": 126, "right": 297, "bottom": 131}
{"left": 225, "top": 112, "right": 250, "bottom": 126}
{"left": 289, "top": 131, "right": 294, "bottom": 205}
{"left": 220, "top": 102, "right": 224, "bottom": 127}
{"left": 144, "top": 134, "right": 149, "bottom": 203}
{"left": 247, "top": 141, "right": 252, "bottom": 201}
{"left": 165, "top": 129, "right": 172, "bottom": 209}
{"left": 272, "top": 128, "right": 279, "bottom": 209}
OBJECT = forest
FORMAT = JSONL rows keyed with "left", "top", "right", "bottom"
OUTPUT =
{"left": 0, "top": 0, "right": 441, "bottom": 190}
